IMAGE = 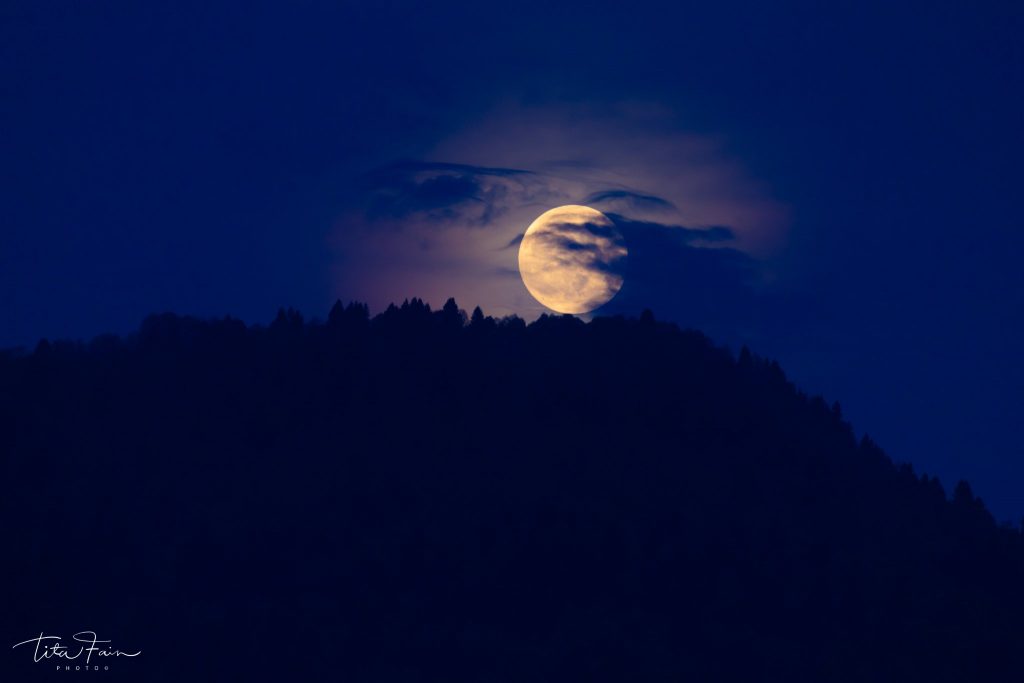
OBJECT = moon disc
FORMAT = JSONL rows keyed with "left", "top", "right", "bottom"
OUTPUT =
{"left": 517, "top": 205, "right": 627, "bottom": 314}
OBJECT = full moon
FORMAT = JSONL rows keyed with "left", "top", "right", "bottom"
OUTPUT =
{"left": 518, "top": 205, "right": 627, "bottom": 314}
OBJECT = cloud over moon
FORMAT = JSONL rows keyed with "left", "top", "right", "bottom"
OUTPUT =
{"left": 518, "top": 205, "right": 627, "bottom": 314}
{"left": 330, "top": 102, "right": 789, "bottom": 325}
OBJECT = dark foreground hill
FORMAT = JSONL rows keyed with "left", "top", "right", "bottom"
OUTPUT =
{"left": 3, "top": 298, "right": 1023, "bottom": 681}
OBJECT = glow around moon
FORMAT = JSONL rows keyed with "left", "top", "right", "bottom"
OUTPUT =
{"left": 517, "top": 205, "right": 627, "bottom": 314}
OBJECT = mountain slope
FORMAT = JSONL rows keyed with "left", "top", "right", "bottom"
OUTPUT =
{"left": 3, "top": 299, "right": 1022, "bottom": 681}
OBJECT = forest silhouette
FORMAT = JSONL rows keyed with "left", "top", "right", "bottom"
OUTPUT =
{"left": 4, "top": 298, "right": 1023, "bottom": 681}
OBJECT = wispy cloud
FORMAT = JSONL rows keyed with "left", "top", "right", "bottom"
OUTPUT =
{"left": 361, "top": 161, "right": 556, "bottom": 227}
{"left": 585, "top": 189, "right": 676, "bottom": 213}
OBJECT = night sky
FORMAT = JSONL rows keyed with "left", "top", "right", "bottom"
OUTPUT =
{"left": 2, "top": 1, "right": 1022, "bottom": 518}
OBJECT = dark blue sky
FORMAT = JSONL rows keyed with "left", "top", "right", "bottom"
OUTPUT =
{"left": 2, "top": 1, "right": 1022, "bottom": 518}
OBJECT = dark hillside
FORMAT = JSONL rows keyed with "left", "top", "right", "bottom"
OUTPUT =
{"left": 3, "top": 298, "right": 1022, "bottom": 681}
